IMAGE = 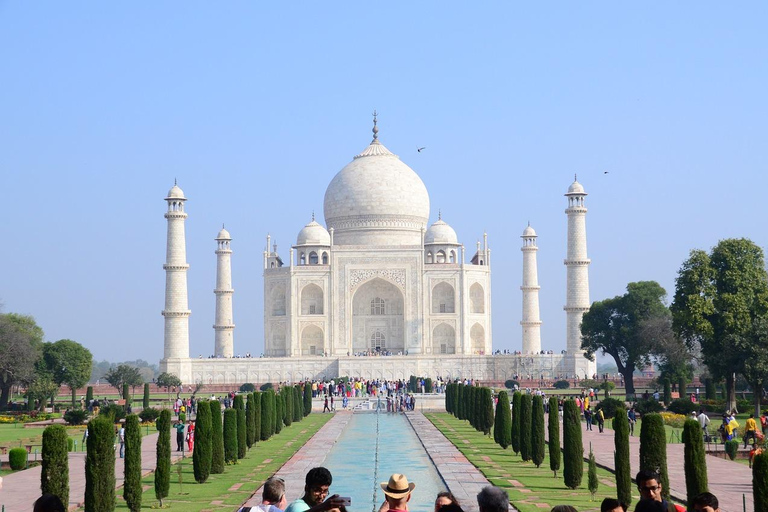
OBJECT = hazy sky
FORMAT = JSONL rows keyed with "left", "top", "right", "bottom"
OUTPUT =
{"left": 1, "top": 3, "right": 766, "bottom": 363}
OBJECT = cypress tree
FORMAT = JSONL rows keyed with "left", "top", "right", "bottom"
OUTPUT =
{"left": 678, "top": 377, "right": 687, "bottom": 399}
{"left": 520, "top": 394, "right": 533, "bottom": 462}
{"left": 445, "top": 383, "right": 452, "bottom": 414}
{"left": 253, "top": 392, "right": 262, "bottom": 441}
{"left": 613, "top": 405, "right": 632, "bottom": 506}
{"left": 494, "top": 390, "right": 512, "bottom": 448}
{"left": 303, "top": 382, "right": 312, "bottom": 416}
{"left": 41, "top": 424, "right": 69, "bottom": 508}
{"left": 531, "top": 395, "right": 545, "bottom": 468}
{"left": 85, "top": 416, "right": 116, "bottom": 512}
{"left": 482, "top": 387, "right": 494, "bottom": 435}
{"left": 268, "top": 389, "right": 277, "bottom": 434}
{"left": 456, "top": 384, "right": 464, "bottom": 420}
{"left": 193, "top": 400, "right": 212, "bottom": 483}
{"left": 246, "top": 393, "right": 256, "bottom": 448}
{"left": 123, "top": 383, "right": 130, "bottom": 401}
{"left": 639, "top": 413, "right": 670, "bottom": 500}
{"left": 274, "top": 394, "right": 283, "bottom": 434}
{"left": 283, "top": 388, "right": 293, "bottom": 427}
{"left": 682, "top": 418, "right": 708, "bottom": 509}
{"left": 663, "top": 379, "right": 672, "bottom": 406}
{"left": 233, "top": 395, "right": 246, "bottom": 459}
{"left": 124, "top": 414, "right": 142, "bottom": 512}
{"left": 86, "top": 385, "right": 93, "bottom": 404}
{"left": 209, "top": 400, "right": 224, "bottom": 474}
{"left": 563, "top": 399, "right": 583, "bottom": 489}
{"left": 548, "top": 396, "right": 561, "bottom": 477}
{"left": 511, "top": 391, "right": 522, "bottom": 454}
{"left": 469, "top": 386, "right": 478, "bottom": 426}
{"left": 588, "top": 446, "right": 599, "bottom": 499}
{"left": 154, "top": 409, "right": 171, "bottom": 506}
{"left": 143, "top": 383, "right": 150, "bottom": 410}
{"left": 261, "top": 389, "right": 273, "bottom": 440}
{"left": 754, "top": 451, "right": 768, "bottom": 512}
{"left": 223, "top": 408, "right": 238, "bottom": 464}
{"left": 293, "top": 386, "right": 302, "bottom": 422}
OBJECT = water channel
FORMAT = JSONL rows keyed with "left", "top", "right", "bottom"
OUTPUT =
{"left": 321, "top": 411, "right": 446, "bottom": 512}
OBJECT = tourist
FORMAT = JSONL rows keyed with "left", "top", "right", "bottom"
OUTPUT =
{"left": 633, "top": 502, "right": 665, "bottom": 512}
{"left": 476, "top": 485, "right": 508, "bottom": 512}
{"left": 743, "top": 413, "right": 758, "bottom": 448}
{"left": 691, "top": 492, "right": 720, "bottom": 512}
{"left": 33, "top": 494, "right": 66, "bottom": 512}
{"left": 761, "top": 410, "right": 768, "bottom": 436}
{"left": 238, "top": 476, "right": 287, "bottom": 512}
{"left": 627, "top": 407, "right": 637, "bottom": 436}
{"left": 584, "top": 407, "right": 593, "bottom": 431}
{"left": 173, "top": 418, "right": 186, "bottom": 452}
{"left": 323, "top": 396, "right": 331, "bottom": 413}
{"left": 696, "top": 410, "right": 710, "bottom": 438}
{"left": 635, "top": 470, "right": 684, "bottom": 512}
{"left": 285, "top": 467, "right": 347, "bottom": 512}
{"left": 118, "top": 423, "right": 126, "bottom": 458}
{"left": 434, "top": 491, "right": 460, "bottom": 512}
{"left": 380, "top": 473, "right": 416, "bottom": 512}
{"left": 749, "top": 442, "right": 763, "bottom": 468}
{"left": 596, "top": 407, "right": 605, "bottom": 433}
{"left": 551, "top": 507, "right": 578, "bottom": 512}
{"left": 186, "top": 420, "right": 195, "bottom": 452}
{"left": 600, "top": 498, "right": 626, "bottom": 512}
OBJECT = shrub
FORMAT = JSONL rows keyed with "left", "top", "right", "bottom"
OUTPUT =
{"left": 531, "top": 395, "right": 545, "bottom": 468}
{"left": 64, "top": 409, "right": 89, "bottom": 425}
{"left": 99, "top": 403, "right": 126, "bottom": 423}
{"left": 209, "top": 400, "right": 224, "bottom": 474}
{"left": 554, "top": 380, "right": 570, "bottom": 389}
{"left": 635, "top": 398, "right": 664, "bottom": 416}
{"left": 520, "top": 394, "right": 532, "bottom": 462}
{"left": 595, "top": 398, "right": 624, "bottom": 420}
{"left": 639, "top": 413, "right": 670, "bottom": 499}
{"left": 600, "top": 381, "right": 616, "bottom": 398}
{"left": 193, "top": 400, "right": 212, "bottom": 483}
{"left": 494, "top": 391, "right": 512, "bottom": 449}
{"left": 563, "top": 399, "right": 583, "bottom": 489}
{"left": 548, "top": 397, "right": 561, "bottom": 478}
{"left": 260, "top": 382, "right": 274, "bottom": 391}
{"left": 667, "top": 399, "right": 698, "bottom": 416}
{"left": 68, "top": 437, "right": 74, "bottom": 451}
{"left": 425, "top": 378, "right": 433, "bottom": 393}
{"left": 240, "top": 383, "right": 256, "bottom": 393}
{"left": 504, "top": 379, "right": 520, "bottom": 390}
{"left": 303, "top": 382, "right": 312, "bottom": 416}
{"left": 754, "top": 451, "right": 768, "bottom": 512}
{"left": 725, "top": 440, "right": 739, "bottom": 460}
{"left": 682, "top": 419, "right": 708, "bottom": 510}
{"left": 42, "top": 425, "right": 69, "bottom": 507}
{"left": 154, "top": 409, "right": 171, "bottom": 506}
{"left": 85, "top": 415, "right": 116, "bottom": 512}
{"left": 659, "top": 412, "right": 687, "bottom": 429}
{"left": 124, "top": 414, "right": 142, "bottom": 512}
{"left": 579, "top": 379, "right": 602, "bottom": 390}
{"left": 588, "top": 447, "right": 599, "bottom": 499}
{"left": 253, "top": 392, "right": 262, "bottom": 442}
{"left": 511, "top": 391, "right": 522, "bottom": 454}
{"left": 223, "top": 408, "right": 238, "bottom": 464}
{"left": 139, "top": 407, "right": 160, "bottom": 423}
{"left": 9, "top": 447, "right": 27, "bottom": 470}
{"left": 143, "top": 383, "right": 150, "bottom": 410}
{"left": 613, "top": 404, "right": 632, "bottom": 506}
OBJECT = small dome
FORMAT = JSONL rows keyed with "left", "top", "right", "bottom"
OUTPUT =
{"left": 216, "top": 227, "right": 231, "bottom": 240}
{"left": 522, "top": 224, "right": 537, "bottom": 237}
{"left": 425, "top": 218, "right": 458, "bottom": 245}
{"left": 167, "top": 184, "right": 186, "bottom": 199}
{"left": 297, "top": 220, "right": 331, "bottom": 246}
{"left": 566, "top": 180, "right": 586, "bottom": 195}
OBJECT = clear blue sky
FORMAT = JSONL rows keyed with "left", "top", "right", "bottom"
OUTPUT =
{"left": 1, "top": 2, "right": 766, "bottom": 363}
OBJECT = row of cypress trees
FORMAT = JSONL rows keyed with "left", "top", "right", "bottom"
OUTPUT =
{"left": 445, "top": 383, "right": 494, "bottom": 434}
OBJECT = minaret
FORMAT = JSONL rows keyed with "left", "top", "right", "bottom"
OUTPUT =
{"left": 564, "top": 176, "right": 590, "bottom": 358}
{"left": 214, "top": 226, "right": 235, "bottom": 358}
{"left": 521, "top": 223, "right": 542, "bottom": 354}
{"left": 162, "top": 181, "right": 190, "bottom": 360}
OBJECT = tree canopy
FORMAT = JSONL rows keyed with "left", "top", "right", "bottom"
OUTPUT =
{"left": 43, "top": 339, "right": 93, "bottom": 390}
{"left": 104, "top": 364, "right": 144, "bottom": 393}
{"left": 0, "top": 313, "right": 44, "bottom": 409}
{"left": 156, "top": 372, "right": 182, "bottom": 391}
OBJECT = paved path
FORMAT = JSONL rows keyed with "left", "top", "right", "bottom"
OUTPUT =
{"left": 555, "top": 415, "right": 754, "bottom": 512}
{"left": 0, "top": 426, "right": 185, "bottom": 512}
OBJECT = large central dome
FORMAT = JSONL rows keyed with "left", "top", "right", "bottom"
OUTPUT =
{"left": 323, "top": 129, "right": 430, "bottom": 246}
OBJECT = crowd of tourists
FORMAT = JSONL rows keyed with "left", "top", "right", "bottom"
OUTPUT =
{"left": 308, "top": 377, "right": 448, "bottom": 398}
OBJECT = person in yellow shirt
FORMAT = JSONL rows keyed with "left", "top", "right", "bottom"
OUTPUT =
{"left": 744, "top": 414, "right": 758, "bottom": 447}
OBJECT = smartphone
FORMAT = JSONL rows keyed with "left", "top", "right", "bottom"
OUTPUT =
{"left": 338, "top": 497, "right": 352, "bottom": 507}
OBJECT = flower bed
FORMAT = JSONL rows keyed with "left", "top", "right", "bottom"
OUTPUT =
{"left": 659, "top": 412, "right": 687, "bottom": 428}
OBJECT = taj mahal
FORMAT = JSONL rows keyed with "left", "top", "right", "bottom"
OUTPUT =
{"left": 159, "top": 117, "right": 597, "bottom": 384}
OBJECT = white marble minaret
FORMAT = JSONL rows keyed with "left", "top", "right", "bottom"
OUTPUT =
{"left": 564, "top": 176, "right": 591, "bottom": 362}
{"left": 520, "top": 223, "right": 542, "bottom": 354}
{"left": 162, "top": 182, "right": 191, "bottom": 360}
{"left": 214, "top": 226, "right": 235, "bottom": 358}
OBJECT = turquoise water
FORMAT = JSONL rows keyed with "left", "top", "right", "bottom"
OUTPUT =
{"left": 322, "top": 412, "right": 446, "bottom": 512}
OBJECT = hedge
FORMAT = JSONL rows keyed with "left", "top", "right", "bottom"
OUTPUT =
{"left": 511, "top": 391, "right": 522, "bottom": 454}
{"left": 209, "top": 400, "right": 225, "bottom": 474}
{"left": 520, "top": 394, "right": 532, "bottom": 462}
{"left": 9, "top": 447, "right": 26, "bottom": 470}
{"left": 124, "top": 414, "right": 142, "bottom": 512}
{"left": 554, "top": 380, "right": 570, "bottom": 389}
{"left": 223, "top": 408, "right": 238, "bottom": 464}
{"left": 139, "top": 407, "right": 160, "bottom": 423}
{"left": 548, "top": 397, "right": 560, "bottom": 477}
{"left": 663, "top": 380, "right": 672, "bottom": 406}
{"left": 154, "top": 409, "right": 171, "bottom": 506}
{"left": 456, "top": 384, "right": 465, "bottom": 420}
{"left": 613, "top": 405, "right": 632, "bottom": 506}
{"left": 667, "top": 399, "right": 698, "bottom": 416}
{"left": 193, "top": 400, "right": 212, "bottom": 483}
{"left": 239, "top": 383, "right": 256, "bottom": 392}
{"left": 563, "top": 399, "right": 583, "bottom": 489}
{"left": 85, "top": 415, "right": 116, "bottom": 512}
{"left": 494, "top": 391, "right": 512, "bottom": 449}
{"left": 635, "top": 398, "right": 664, "bottom": 416}
{"left": 531, "top": 395, "right": 545, "bottom": 468}
{"left": 639, "top": 413, "right": 670, "bottom": 500}
{"left": 42, "top": 425, "right": 69, "bottom": 507}
{"left": 682, "top": 418, "right": 708, "bottom": 509}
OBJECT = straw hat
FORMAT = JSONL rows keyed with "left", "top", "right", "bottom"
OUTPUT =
{"left": 381, "top": 474, "right": 416, "bottom": 498}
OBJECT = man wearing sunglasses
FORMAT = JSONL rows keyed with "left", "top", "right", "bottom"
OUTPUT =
{"left": 635, "top": 470, "right": 684, "bottom": 512}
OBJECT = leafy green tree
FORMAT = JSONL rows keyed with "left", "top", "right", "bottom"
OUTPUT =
{"left": 0, "top": 313, "right": 44, "bottom": 409}
{"left": 511, "top": 391, "right": 522, "bottom": 454}
{"left": 209, "top": 401, "right": 224, "bottom": 474}
{"left": 531, "top": 395, "right": 545, "bottom": 468}
{"left": 588, "top": 447, "right": 599, "bottom": 500}
{"left": 85, "top": 416, "right": 116, "bottom": 512}
{"left": 223, "top": 408, "right": 238, "bottom": 464}
{"left": 731, "top": 317, "right": 768, "bottom": 417}
{"left": 548, "top": 397, "right": 561, "bottom": 478}
{"left": 234, "top": 395, "right": 246, "bottom": 459}
{"left": 25, "top": 374, "right": 59, "bottom": 411}
{"left": 563, "top": 399, "right": 583, "bottom": 489}
{"left": 682, "top": 418, "right": 708, "bottom": 509}
{"left": 613, "top": 405, "right": 632, "bottom": 506}
{"left": 639, "top": 413, "right": 670, "bottom": 500}
{"left": 303, "top": 382, "right": 312, "bottom": 416}
{"left": 124, "top": 414, "right": 142, "bottom": 512}
{"left": 493, "top": 390, "right": 512, "bottom": 449}
{"left": 193, "top": 400, "right": 212, "bottom": 483}
{"left": 154, "top": 409, "right": 171, "bottom": 506}
{"left": 253, "top": 392, "right": 262, "bottom": 442}
{"left": 671, "top": 239, "right": 768, "bottom": 412}
{"left": 42, "top": 425, "right": 69, "bottom": 508}
{"left": 156, "top": 372, "right": 182, "bottom": 396}
{"left": 104, "top": 364, "right": 143, "bottom": 394}
{"left": 520, "top": 394, "right": 533, "bottom": 461}
{"left": 42, "top": 339, "right": 93, "bottom": 408}
{"left": 143, "top": 383, "right": 150, "bottom": 409}
{"left": 754, "top": 451, "right": 768, "bottom": 512}
{"left": 582, "top": 281, "right": 672, "bottom": 394}
{"left": 246, "top": 393, "right": 256, "bottom": 448}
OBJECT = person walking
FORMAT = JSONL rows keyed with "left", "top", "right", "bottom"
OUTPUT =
{"left": 596, "top": 407, "right": 605, "bottom": 433}
{"left": 744, "top": 413, "right": 758, "bottom": 448}
{"left": 584, "top": 407, "right": 593, "bottom": 431}
{"left": 173, "top": 418, "right": 186, "bottom": 452}
{"left": 323, "top": 396, "right": 330, "bottom": 413}
{"left": 118, "top": 425, "right": 126, "bottom": 458}
{"left": 628, "top": 407, "right": 637, "bottom": 436}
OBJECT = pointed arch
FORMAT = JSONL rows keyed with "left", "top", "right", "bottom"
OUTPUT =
{"left": 301, "top": 284, "right": 324, "bottom": 315}
{"left": 432, "top": 282, "right": 456, "bottom": 314}
{"left": 433, "top": 323, "right": 456, "bottom": 354}
{"left": 470, "top": 283, "right": 485, "bottom": 314}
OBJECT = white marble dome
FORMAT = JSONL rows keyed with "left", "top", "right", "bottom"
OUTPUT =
{"left": 296, "top": 219, "right": 331, "bottom": 246}
{"left": 324, "top": 138, "right": 430, "bottom": 246}
{"left": 566, "top": 180, "right": 586, "bottom": 195}
{"left": 522, "top": 224, "right": 537, "bottom": 237}
{"left": 425, "top": 218, "right": 458, "bottom": 245}
{"left": 166, "top": 184, "right": 186, "bottom": 199}
{"left": 216, "top": 227, "right": 231, "bottom": 240}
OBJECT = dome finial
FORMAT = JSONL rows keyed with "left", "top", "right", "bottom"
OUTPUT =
{"left": 312, "top": 210, "right": 315, "bottom": 222}
{"left": 174, "top": 177, "right": 177, "bottom": 186}
{"left": 438, "top": 209, "right": 442, "bottom": 221}
{"left": 371, "top": 109, "right": 379, "bottom": 142}
{"left": 574, "top": 173, "right": 577, "bottom": 182}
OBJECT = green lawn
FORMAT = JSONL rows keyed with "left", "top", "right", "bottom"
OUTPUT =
{"left": 108, "top": 413, "right": 331, "bottom": 511}
{"left": 0, "top": 423, "right": 88, "bottom": 453}
{"left": 426, "top": 413, "right": 642, "bottom": 512}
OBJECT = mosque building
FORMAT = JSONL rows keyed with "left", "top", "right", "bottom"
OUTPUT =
{"left": 159, "top": 118, "right": 596, "bottom": 384}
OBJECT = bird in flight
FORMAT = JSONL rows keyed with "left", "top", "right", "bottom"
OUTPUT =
{"left": 417, "top": 147, "right": 426, "bottom": 153}
{"left": 604, "top": 171, "right": 609, "bottom": 174}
